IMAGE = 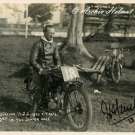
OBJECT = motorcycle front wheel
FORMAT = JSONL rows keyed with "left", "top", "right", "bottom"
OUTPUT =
{"left": 65, "top": 86, "right": 93, "bottom": 131}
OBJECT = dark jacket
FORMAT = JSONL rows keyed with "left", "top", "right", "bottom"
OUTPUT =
{"left": 30, "top": 37, "right": 61, "bottom": 71}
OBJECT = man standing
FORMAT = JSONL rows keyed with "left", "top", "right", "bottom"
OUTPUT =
{"left": 29, "top": 25, "right": 61, "bottom": 112}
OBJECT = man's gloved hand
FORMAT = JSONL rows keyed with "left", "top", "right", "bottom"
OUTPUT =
{"left": 57, "top": 65, "right": 61, "bottom": 68}
{"left": 38, "top": 68, "right": 44, "bottom": 75}
{"left": 39, "top": 68, "right": 48, "bottom": 75}
{"left": 38, "top": 68, "right": 43, "bottom": 75}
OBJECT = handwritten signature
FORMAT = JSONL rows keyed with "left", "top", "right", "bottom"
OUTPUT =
{"left": 101, "top": 98, "right": 135, "bottom": 125}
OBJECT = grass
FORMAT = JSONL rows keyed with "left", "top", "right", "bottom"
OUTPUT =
{"left": 0, "top": 35, "right": 135, "bottom": 131}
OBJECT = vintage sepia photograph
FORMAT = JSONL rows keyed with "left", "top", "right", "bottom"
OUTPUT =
{"left": 0, "top": 2, "right": 135, "bottom": 132}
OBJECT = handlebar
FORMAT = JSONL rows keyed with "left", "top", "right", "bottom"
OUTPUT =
{"left": 39, "top": 66, "right": 60, "bottom": 75}
{"left": 39, "top": 64, "right": 102, "bottom": 75}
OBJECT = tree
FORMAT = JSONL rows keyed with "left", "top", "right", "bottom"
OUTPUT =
{"left": 63, "top": 4, "right": 95, "bottom": 66}
{"left": 28, "top": 4, "right": 55, "bottom": 24}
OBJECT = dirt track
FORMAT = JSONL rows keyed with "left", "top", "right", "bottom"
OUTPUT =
{"left": 0, "top": 36, "right": 135, "bottom": 131}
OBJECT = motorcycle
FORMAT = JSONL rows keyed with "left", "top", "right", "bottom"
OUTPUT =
{"left": 25, "top": 65, "right": 93, "bottom": 131}
{"left": 105, "top": 43, "right": 125, "bottom": 84}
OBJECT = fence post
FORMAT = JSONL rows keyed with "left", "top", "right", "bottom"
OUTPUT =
{"left": 25, "top": 4, "right": 28, "bottom": 39}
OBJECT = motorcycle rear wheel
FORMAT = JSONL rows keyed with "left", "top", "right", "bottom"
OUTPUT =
{"left": 66, "top": 86, "right": 93, "bottom": 131}
{"left": 111, "top": 60, "right": 121, "bottom": 84}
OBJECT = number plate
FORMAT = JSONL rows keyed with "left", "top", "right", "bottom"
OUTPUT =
{"left": 61, "top": 66, "right": 80, "bottom": 82}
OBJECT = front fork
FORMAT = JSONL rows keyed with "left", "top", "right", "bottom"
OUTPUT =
{"left": 63, "top": 81, "right": 83, "bottom": 105}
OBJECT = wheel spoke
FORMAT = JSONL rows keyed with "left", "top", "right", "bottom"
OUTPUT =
{"left": 67, "top": 89, "right": 89, "bottom": 129}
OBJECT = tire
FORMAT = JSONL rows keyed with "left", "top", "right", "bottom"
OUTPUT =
{"left": 65, "top": 85, "right": 93, "bottom": 131}
{"left": 111, "top": 59, "right": 121, "bottom": 84}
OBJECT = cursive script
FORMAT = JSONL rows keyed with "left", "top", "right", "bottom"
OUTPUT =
{"left": 72, "top": 6, "right": 134, "bottom": 16}
{"left": 101, "top": 98, "right": 135, "bottom": 120}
